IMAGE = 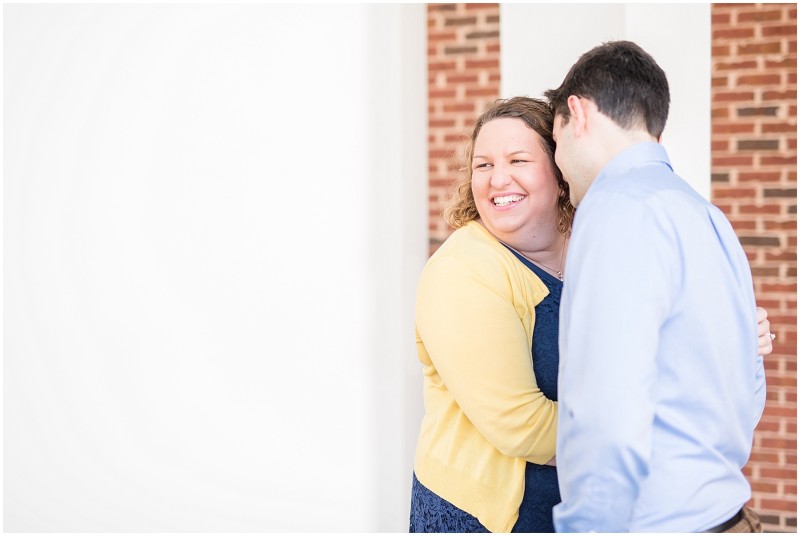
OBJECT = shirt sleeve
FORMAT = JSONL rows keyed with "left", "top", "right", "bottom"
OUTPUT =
{"left": 415, "top": 251, "right": 558, "bottom": 464}
{"left": 753, "top": 351, "right": 767, "bottom": 429}
{"left": 554, "top": 192, "right": 676, "bottom": 532}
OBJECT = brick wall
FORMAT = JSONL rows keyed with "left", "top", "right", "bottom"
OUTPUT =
{"left": 711, "top": 3, "right": 797, "bottom": 532}
{"left": 427, "top": 3, "right": 500, "bottom": 255}
{"left": 426, "top": 3, "right": 797, "bottom": 531}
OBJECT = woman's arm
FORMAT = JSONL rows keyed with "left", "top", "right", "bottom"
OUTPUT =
{"left": 416, "top": 252, "right": 557, "bottom": 464}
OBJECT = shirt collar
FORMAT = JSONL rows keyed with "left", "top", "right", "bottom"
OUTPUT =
{"left": 596, "top": 141, "right": 673, "bottom": 183}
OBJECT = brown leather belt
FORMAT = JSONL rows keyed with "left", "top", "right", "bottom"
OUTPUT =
{"left": 705, "top": 509, "right": 744, "bottom": 533}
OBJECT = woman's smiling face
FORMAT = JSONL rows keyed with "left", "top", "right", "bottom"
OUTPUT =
{"left": 471, "top": 117, "right": 561, "bottom": 246}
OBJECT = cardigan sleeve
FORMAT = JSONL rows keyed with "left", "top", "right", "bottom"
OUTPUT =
{"left": 415, "top": 251, "right": 558, "bottom": 464}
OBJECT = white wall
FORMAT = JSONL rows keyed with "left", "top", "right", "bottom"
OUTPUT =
{"left": 501, "top": 3, "right": 711, "bottom": 199}
{"left": 4, "top": 4, "right": 426, "bottom": 531}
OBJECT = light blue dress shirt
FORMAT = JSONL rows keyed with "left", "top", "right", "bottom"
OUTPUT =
{"left": 553, "top": 142, "right": 767, "bottom": 532}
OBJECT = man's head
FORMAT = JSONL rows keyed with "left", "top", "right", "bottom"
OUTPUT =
{"left": 544, "top": 40, "right": 670, "bottom": 139}
{"left": 545, "top": 41, "right": 670, "bottom": 205}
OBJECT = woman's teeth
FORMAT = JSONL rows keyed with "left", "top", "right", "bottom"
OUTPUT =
{"left": 494, "top": 194, "right": 525, "bottom": 206}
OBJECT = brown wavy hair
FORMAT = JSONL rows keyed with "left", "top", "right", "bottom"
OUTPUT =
{"left": 443, "top": 96, "right": 574, "bottom": 234}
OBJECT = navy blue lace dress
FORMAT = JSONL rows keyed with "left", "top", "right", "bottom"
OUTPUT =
{"left": 409, "top": 251, "right": 562, "bottom": 533}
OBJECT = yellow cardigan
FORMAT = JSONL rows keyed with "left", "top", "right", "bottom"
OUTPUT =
{"left": 413, "top": 220, "right": 559, "bottom": 533}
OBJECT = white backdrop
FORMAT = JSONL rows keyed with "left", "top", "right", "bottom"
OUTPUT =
{"left": 501, "top": 3, "right": 712, "bottom": 199}
{"left": 5, "top": 4, "right": 426, "bottom": 531}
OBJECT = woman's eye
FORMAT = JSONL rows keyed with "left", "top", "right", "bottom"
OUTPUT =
{"left": 474, "top": 163, "right": 492, "bottom": 170}
{"left": 511, "top": 159, "right": 527, "bottom": 164}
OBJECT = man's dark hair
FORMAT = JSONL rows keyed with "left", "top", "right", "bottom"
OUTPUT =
{"left": 544, "top": 40, "right": 670, "bottom": 138}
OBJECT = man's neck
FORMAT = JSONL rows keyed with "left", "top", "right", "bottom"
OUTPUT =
{"left": 592, "top": 120, "right": 658, "bottom": 178}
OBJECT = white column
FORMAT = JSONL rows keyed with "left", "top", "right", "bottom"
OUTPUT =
{"left": 362, "top": 3, "right": 428, "bottom": 531}
{"left": 5, "top": 4, "right": 426, "bottom": 531}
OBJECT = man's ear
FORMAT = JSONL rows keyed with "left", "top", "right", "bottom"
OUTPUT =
{"left": 566, "top": 95, "right": 589, "bottom": 137}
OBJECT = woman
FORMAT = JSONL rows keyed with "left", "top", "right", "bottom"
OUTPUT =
{"left": 409, "top": 96, "right": 774, "bottom": 533}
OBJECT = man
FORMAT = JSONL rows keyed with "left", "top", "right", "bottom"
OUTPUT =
{"left": 546, "top": 41, "right": 766, "bottom": 532}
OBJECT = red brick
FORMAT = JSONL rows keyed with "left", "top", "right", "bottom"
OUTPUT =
{"left": 761, "top": 282, "right": 798, "bottom": 293}
{"left": 464, "top": 3, "right": 498, "bottom": 11}
{"left": 739, "top": 171, "right": 783, "bottom": 182}
{"left": 712, "top": 140, "right": 730, "bottom": 151}
{"left": 754, "top": 298, "right": 783, "bottom": 310}
{"left": 714, "top": 187, "right": 758, "bottom": 198}
{"left": 752, "top": 481, "right": 780, "bottom": 493}
{"left": 446, "top": 73, "right": 479, "bottom": 84}
{"left": 428, "top": 31, "right": 458, "bottom": 43}
{"left": 429, "top": 149, "right": 458, "bottom": 159}
{"left": 430, "top": 91, "right": 458, "bottom": 102}
{"left": 750, "top": 450, "right": 782, "bottom": 463}
{"left": 429, "top": 60, "right": 457, "bottom": 72}
{"left": 712, "top": 107, "right": 731, "bottom": 120}
{"left": 714, "top": 201, "right": 734, "bottom": 213}
{"left": 760, "top": 499, "right": 798, "bottom": 512}
{"left": 762, "top": 122, "right": 797, "bottom": 133}
{"left": 714, "top": 156, "right": 756, "bottom": 166}
{"left": 738, "top": 74, "right": 782, "bottom": 86}
{"left": 714, "top": 28, "right": 756, "bottom": 39}
{"left": 712, "top": 122, "right": 757, "bottom": 134}
{"left": 763, "top": 24, "right": 798, "bottom": 37}
{"left": 759, "top": 436, "right": 797, "bottom": 450}
{"left": 737, "top": 42, "right": 784, "bottom": 55}
{"left": 712, "top": 44, "right": 733, "bottom": 58}
{"left": 762, "top": 155, "right": 798, "bottom": 166}
{"left": 764, "top": 372, "right": 781, "bottom": 385}
{"left": 764, "top": 220, "right": 798, "bottom": 231}
{"left": 444, "top": 45, "right": 479, "bottom": 55}
{"left": 713, "top": 59, "right": 759, "bottom": 71}
{"left": 738, "top": 9, "right": 784, "bottom": 23}
{"left": 444, "top": 133, "right": 468, "bottom": 143}
{"left": 730, "top": 219, "right": 757, "bottom": 231}
{"left": 714, "top": 90, "right": 758, "bottom": 102}
{"left": 430, "top": 119, "right": 456, "bottom": 128}
{"left": 464, "top": 59, "right": 498, "bottom": 69}
{"left": 765, "top": 251, "right": 797, "bottom": 261}
{"left": 428, "top": 4, "right": 457, "bottom": 13}
{"left": 765, "top": 57, "right": 796, "bottom": 69}
{"left": 466, "top": 30, "right": 499, "bottom": 41}
{"left": 765, "top": 375, "right": 798, "bottom": 387}
{"left": 444, "top": 16, "right": 478, "bottom": 27}
{"left": 465, "top": 87, "right": 499, "bottom": 97}
{"left": 712, "top": 11, "right": 731, "bottom": 25}
{"left": 757, "top": 419, "right": 782, "bottom": 432}
{"left": 712, "top": 76, "right": 728, "bottom": 88}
